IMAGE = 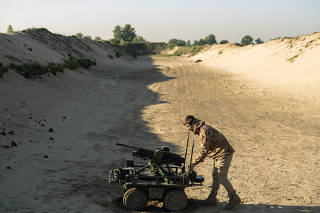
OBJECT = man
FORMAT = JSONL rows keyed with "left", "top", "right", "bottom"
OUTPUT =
{"left": 183, "top": 115, "right": 241, "bottom": 210}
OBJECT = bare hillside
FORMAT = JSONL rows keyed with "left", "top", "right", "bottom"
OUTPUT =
{"left": 194, "top": 32, "right": 320, "bottom": 87}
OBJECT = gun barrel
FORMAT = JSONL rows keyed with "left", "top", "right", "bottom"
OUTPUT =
{"left": 116, "top": 143, "right": 138, "bottom": 149}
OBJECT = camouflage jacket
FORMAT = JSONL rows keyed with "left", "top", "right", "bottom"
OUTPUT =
{"left": 193, "top": 120, "right": 234, "bottom": 165}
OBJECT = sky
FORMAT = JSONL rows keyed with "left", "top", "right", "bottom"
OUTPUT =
{"left": 0, "top": 0, "right": 319, "bottom": 43}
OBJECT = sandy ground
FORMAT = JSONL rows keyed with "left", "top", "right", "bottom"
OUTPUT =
{"left": 1, "top": 55, "right": 319, "bottom": 213}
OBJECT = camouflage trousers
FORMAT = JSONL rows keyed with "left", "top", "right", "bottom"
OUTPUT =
{"left": 211, "top": 153, "right": 236, "bottom": 198}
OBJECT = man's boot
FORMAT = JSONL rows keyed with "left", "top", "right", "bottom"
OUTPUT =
{"left": 225, "top": 193, "right": 241, "bottom": 210}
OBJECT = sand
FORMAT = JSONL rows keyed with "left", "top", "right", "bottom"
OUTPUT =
{"left": 1, "top": 30, "right": 320, "bottom": 212}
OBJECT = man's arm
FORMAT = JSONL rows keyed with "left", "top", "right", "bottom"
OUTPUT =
{"left": 192, "top": 127, "right": 213, "bottom": 168}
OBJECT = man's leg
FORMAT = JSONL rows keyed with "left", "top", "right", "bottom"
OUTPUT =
{"left": 210, "top": 161, "right": 220, "bottom": 199}
{"left": 216, "top": 154, "right": 241, "bottom": 209}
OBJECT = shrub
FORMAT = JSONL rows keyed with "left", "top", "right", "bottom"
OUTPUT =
{"left": 78, "top": 58, "right": 96, "bottom": 68}
{"left": 63, "top": 57, "right": 79, "bottom": 70}
{"left": 220, "top": 40, "right": 229, "bottom": 44}
{"left": 9, "top": 62, "right": 48, "bottom": 78}
{"left": 287, "top": 55, "right": 299, "bottom": 63}
{"left": 7, "top": 25, "right": 14, "bottom": 33}
{"left": 48, "top": 62, "right": 65, "bottom": 75}
{"left": 63, "top": 57, "right": 96, "bottom": 70}
{"left": 94, "top": 36, "right": 102, "bottom": 41}
{"left": 172, "top": 45, "right": 205, "bottom": 56}
{"left": 255, "top": 38, "right": 264, "bottom": 44}
{"left": 240, "top": 35, "right": 254, "bottom": 46}
{"left": 75, "top": 33, "right": 84, "bottom": 39}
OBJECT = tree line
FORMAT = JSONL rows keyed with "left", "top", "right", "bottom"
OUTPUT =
{"left": 5, "top": 24, "right": 265, "bottom": 47}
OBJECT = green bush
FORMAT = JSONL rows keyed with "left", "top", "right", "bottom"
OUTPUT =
{"left": 240, "top": 35, "right": 254, "bottom": 46}
{"left": 287, "top": 55, "right": 299, "bottom": 63}
{"left": 48, "top": 62, "right": 65, "bottom": 75}
{"left": 172, "top": 45, "right": 205, "bottom": 56}
{"left": 78, "top": 58, "right": 96, "bottom": 68}
{"left": 63, "top": 57, "right": 79, "bottom": 70}
{"left": 9, "top": 62, "right": 48, "bottom": 78}
{"left": 63, "top": 57, "right": 96, "bottom": 70}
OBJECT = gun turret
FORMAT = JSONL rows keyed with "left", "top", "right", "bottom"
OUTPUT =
{"left": 116, "top": 143, "right": 185, "bottom": 166}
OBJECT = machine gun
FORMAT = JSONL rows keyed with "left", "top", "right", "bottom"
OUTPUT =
{"left": 116, "top": 143, "right": 185, "bottom": 166}
{"left": 108, "top": 136, "right": 204, "bottom": 212}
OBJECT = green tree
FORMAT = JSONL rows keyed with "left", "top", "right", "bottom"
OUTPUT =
{"left": 75, "top": 33, "right": 84, "bottom": 39}
{"left": 133, "top": 36, "right": 146, "bottom": 43}
{"left": 94, "top": 36, "right": 102, "bottom": 41}
{"left": 121, "top": 24, "right": 136, "bottom": 42}
{"left": 220, "top": 40, "right": 229, "bottom": 44}
{"left": 168, "top": 39, "right": 186, "bottom": 47}
{"left": 7, "top": 25, "right": 14, "bottom": 33}
{"left": 187, "top": 40, "right": 191, "bottom": 46}
{"left": 108, "top": 38, "right": 120, "bottom": 45}
{"left": 204, "top": 34, "right": 217, "bottom": 45}
{"left": 113, "top": 25, "right": 122, "bottom": 41}
{"left": 240, "top": 35, "right": 253, "bottom": 46}
{"left": 85, "top": 35, "right": 92, "bottom": 40}
{"left": 255, "top": 38, "right": 264, "bottom": 44}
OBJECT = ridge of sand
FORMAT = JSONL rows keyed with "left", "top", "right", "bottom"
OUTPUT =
{"left": 193, "top": 32, "right": 320, "bottom": 87}
{"left": 0, "top": 28, "right": 133, "bottom": 72}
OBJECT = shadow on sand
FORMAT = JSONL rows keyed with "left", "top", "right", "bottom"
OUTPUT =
{"left": 107, "top": 196, "right": 319, "bottom": 213}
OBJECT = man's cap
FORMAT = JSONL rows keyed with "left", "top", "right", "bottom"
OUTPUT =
{"left": 183, "top": 115, "right": 195, "bottom": 126}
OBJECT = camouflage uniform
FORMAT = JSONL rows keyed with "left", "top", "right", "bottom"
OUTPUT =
{"left": 192, "top": 120, "right": 237, "bottom": 198}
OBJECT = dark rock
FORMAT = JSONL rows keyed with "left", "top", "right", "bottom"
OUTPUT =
{"left": 49, "top": 137, "right": 54, "bottom": 141}
{"left": 28, "top": 116, "right": 33, "bottom": 119}
{"left": 43, "top": 155, "right": 48, "bottom": 158}
{"left": 1, "top": 145, "right": 10, "bottom": 149}
{"left": 11, "top": 141, "right": 18, "bottom": 147}
{"left": 6, "top": 166, "right": 11, "bottom": 169}
{"left": 62, "top": 116, "right": 66, "bottom": 119}
{"left": 1, "top": 131, "right": 6, "bottom": 136}
{"left": 41, "top": 124, "right": 45, "bottom": 127}
{"left": 195, "top": 59, "right": 202, "bottom": 63}
{"left": 48, "top": 128, "right": 54, "bottom": 133}
{"left": 28, "top": 48, "right": 33, "bottom": 51}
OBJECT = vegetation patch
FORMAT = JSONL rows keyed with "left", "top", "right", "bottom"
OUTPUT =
{"left": 47, "top": 62, "right": 65, "bottom": 75}
{"left": 287, "top": 54, "right": 299, "bottom": 63}
{"left": 6, "top": 57, "right": 96, "bottom": 79}
{"left": 172, "top": 45, "right": 206, "bottom": 56}
{"left": 9, "top": 62, "right": 48, "bottom": 78}
{"left": 63, "top": 57, "right": 96, "bottom": 70}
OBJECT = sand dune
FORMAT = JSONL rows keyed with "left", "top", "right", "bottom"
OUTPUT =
{"left": 194, "top": 32, "right": 320, "bottom": 87}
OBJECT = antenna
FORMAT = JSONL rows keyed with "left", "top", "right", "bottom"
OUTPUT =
{"left": 183, "top": 132, "right": 190, "bottom": 171}
{"left": 188, "top": 139, "right": 195, "bottom": 175}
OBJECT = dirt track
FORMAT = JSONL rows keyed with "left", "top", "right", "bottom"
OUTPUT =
{"left": 1, "top": 56, "right": 319, "bottom": 213}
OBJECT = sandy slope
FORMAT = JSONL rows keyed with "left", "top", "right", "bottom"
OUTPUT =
{"left": 193, "top": 33, "right": 320, "bottom": 88}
